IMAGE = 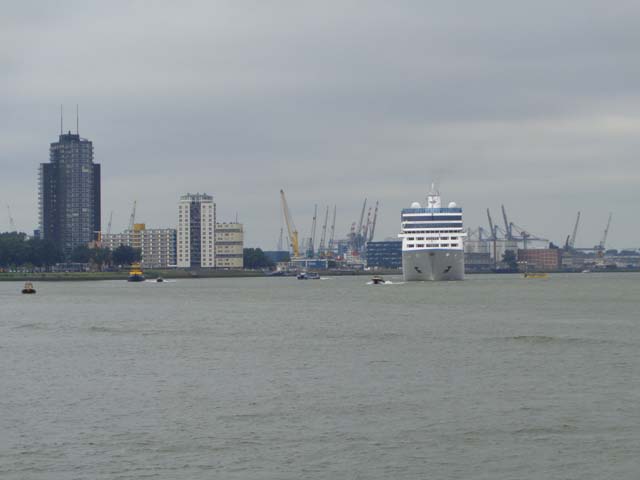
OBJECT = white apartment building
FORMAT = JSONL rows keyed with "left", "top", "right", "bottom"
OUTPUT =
{"left": 102, "top": 223, "right": 176, "bottom": 268}
{"left": 177, "top": 193, "right": 216, "bottom": 268}
{"left": 215, "top": 222, "right": 244, "bottom": 269}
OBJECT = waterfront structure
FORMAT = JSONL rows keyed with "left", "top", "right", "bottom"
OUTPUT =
{"left": 215, "top": 222, "right": 244, "bottom": 269}
{"left": 398, "top": 185, "right": 466, "bottom": 281}
{"left": 365, "top": 241, "right": 402, "bottom": 269}
{"left": 102, "top": 223, "right": 176, "bottom": 268}
{"left": 464, "top": 252, "right": 492, "bottom": 273}
{"left": 39, "top": 131, "right": 101, "bottom": 255}
{"left": 177, "top": 193, "right": 216, "bottom": 268}
{"left": 518, "top": 248, "right": 561, "bottom": 272}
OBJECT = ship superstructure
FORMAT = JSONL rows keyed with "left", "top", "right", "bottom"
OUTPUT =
{"left": 399, "top": 185, "right": 466, "bottom": 281}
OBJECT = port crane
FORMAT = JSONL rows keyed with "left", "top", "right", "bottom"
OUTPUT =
{"left": 368, "top": 201, "right": 379, "bottom": 242}
{"left": 486, "top": 208, "right": 498, "bottom": 268}
{"left": 327, "top": 206, "right": 337, "bottom": 255}
{"left": 564, "top": 211, "right": 580, "bottom": 250}
{"left": 317, "top": 206, "right": 329, "bottom": 257}
{"left": 596, "top": 213, "right": 612, "bottom": 257}
{"left": 307, "top": 204, "right": 318, "bottom": 258}
{"left": 280, "top": 189, "right": 300, "bottom": 258}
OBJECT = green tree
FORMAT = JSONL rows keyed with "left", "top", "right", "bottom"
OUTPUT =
{"left": 112, "top": 245, "right": 141, "bottom": 265}
{"left": 70, "top": 245, "right": 92, "bottom": 263}
{"left": 502, "top": 249, "right": 518, "bottom": 272}
{"left": 243, "top": 248, "right": 275, "bottom": 269}
{"left": 91, "top": 247, "right": 112, "bottom": 271}
{"left": 0, "top": 232, "right": 29, "bottom": 268}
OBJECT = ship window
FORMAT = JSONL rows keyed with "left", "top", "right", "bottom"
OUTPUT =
{"left": 416, "top": 244, "right": 424, "bottom": 248}
{"left": 407, "top": 237, "right": 414, "bottom": 241}
{"left": 407, "top": 244, "right": 414, "bottom": 248}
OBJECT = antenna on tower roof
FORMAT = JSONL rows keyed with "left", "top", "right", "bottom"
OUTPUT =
{"left": 76, "top": 104, "right": 79, "bottom": 135}
{"left": 60, "top": 104, "right": 63, "bottom": 135}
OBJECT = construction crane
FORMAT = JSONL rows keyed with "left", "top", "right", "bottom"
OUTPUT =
{"left": 596, "top": 213, "right": 612, "bottom": 257}
{"left": 328, "top": 206, "right": 337, "bottom": 255}
{"left": 307, "top": 204, "right": 318, "bottom": 258}
{"left": 128, "top": 200, "right": 137, "bottom": 231}
{"left": 7, "top": 204, "right": 16, "bottom": 231}
{"left": 368, "top": 201, "right": 379, "bottom": 242}
{"left": 107, "top": 211, "right": 113, "bottom": 235}
{"left": 317, "top": 206, "right": 329, "bottom": 257}
{"left": 280, "top": 189, "right": 300, "bottom": 258}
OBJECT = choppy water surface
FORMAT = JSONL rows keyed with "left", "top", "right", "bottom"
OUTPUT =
{"left": 1, "top": 273, "right": 638, "bottom": 479}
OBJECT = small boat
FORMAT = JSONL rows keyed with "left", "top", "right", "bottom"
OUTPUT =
{"left": 127, "top": 263, "right": 146, "bottom": 282}
{"left": 156, "top": 277, "right": 165, "bottom": 283}
{"left": 21, "top": 282, "right": 36, "bottom": 294}
{"left": 523, "top": 272, "right": 548, "bottom": 279}
{"left": 371, "top": 275, "right": 385, "bottom": 285}
{"left": 297, "top": 271, "right": 320, "bottom": 280}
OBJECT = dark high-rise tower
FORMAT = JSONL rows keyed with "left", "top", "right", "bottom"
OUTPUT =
{"left": 39, "top": 131, "right": 101, "bottom": 256}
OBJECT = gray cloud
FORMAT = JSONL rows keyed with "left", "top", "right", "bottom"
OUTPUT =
{"left": 2, "top": 0, "right": 640, "bottom": 248}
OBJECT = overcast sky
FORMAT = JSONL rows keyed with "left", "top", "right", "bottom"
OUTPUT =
{"left": 2, "top": 0, "right": 639, "bottom": 248}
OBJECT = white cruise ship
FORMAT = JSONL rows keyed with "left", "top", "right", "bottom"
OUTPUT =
{"left": 399, "top": 185, "right": 466, "bottom": 281}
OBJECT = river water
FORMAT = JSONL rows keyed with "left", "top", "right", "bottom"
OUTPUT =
{"left": 1, "top": 273, "right": 638, "bottom": 479}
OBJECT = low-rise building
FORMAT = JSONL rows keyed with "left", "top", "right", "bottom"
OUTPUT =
{"left": 518, "top": 248, "right": 561, "bottom": 271}
{"left": 215, "top": 222, "right": 244, "bottom": 269}
{"left": 103, "top": 223, "right": 176, "bottom": 268}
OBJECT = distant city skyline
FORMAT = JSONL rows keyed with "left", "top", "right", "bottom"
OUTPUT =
{"left": 2, "top": 2, "right": 640, "bottom": 249}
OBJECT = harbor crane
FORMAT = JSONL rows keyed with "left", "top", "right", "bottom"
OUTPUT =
{"left": 307, "top": 204, "right": 318, "bottom": 258}
{"left": 356, "top": 198, "right": 367, "bottom": 240}
{"left": 277, "top": 227, "right": 284, "bottom": 251}
{"left": 596, "top": 213, "right": 612, "bottom": 257}
{"left": 501, "top": 205, "right": 513, "bottom": 240}
{"left": 368, "top": 201, "right": 379, "bottom": 242}
{"left": 486, "top": 208, "right": 498, "bottom": 268}
{"left": 317, "top": 206, "right": 329, "bottom": 257}
{"left": 564, "top": 211, "right": 580, "bottom": 250}
{"left": 327, "top": 206, "right": 337, "bottom": 255}
{"left": 280, "top": 189, "right": 300, "bottom": 258}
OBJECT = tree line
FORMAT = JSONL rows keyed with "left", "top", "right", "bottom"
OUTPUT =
{"left": 0, "top": 232, "right": 140, "bottom": 271}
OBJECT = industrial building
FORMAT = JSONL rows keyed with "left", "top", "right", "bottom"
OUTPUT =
{"left": 517, "top": 248, "right": 561, "bottom": 272}
{"left": 39, "top": 131, "right": 100, "bottom": 255}
{"left": 177, "top": 193, "right": 216, "bottom": 268}
{"left": 215, "top": 222, "right": 244, "bottom": 269}
{"left": 365, "top": 241, "right": 402, "bottom": 269}
{"left": 102, "top": 223, "right": 176, "bottom": 268}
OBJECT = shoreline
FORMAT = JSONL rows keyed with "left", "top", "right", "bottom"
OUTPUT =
{"left": 1, "top": 268, "right": 638, "bottom": 282}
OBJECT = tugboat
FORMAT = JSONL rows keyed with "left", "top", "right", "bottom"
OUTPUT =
{"left": 297, "top": 271, "right": 320, "bottom": 280}
{"left": 155, "top": 277, "right": 165, "bottom": 283}
{"left": 371, "top": 275, "right": 385, "bottom": 285}
{"left": 21, "top": 282, "right": 36, "bottom": 294}
{"left": 127, "top": 263, "right": 145, "bottom": 282}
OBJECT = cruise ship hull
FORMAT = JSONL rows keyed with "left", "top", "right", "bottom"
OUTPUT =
{"left": 402, "top": 249, "right": 465, "bottom": 281}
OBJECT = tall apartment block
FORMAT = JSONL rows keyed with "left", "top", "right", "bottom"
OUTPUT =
{"left": 177, "top": 193, "right": 216, "bottom": 268}
{"left": 215, "top": 223, "right": 244, "bottom": 269}
{"left": 39, "top": 131, "right": 101, "bottom": 255}
{"left": 102, "top": 223, "right": 177, "bottom": 268}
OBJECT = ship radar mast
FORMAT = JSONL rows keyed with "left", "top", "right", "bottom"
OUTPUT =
{"left": 426, "top": 183, "right": 441, "bottom": 209}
